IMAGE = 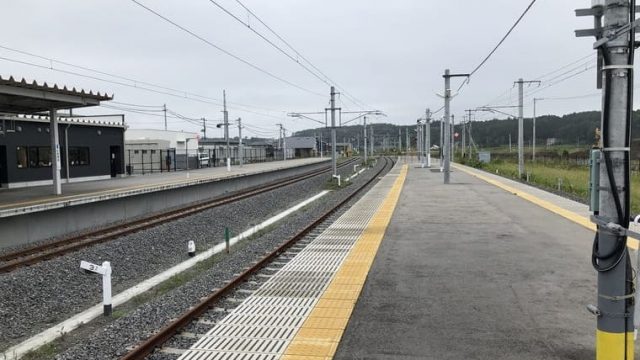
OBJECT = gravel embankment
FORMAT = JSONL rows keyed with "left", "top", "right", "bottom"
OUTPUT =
{"left": 0, "top": 161, "right": 360, "bottom": 351}
{"left": 53, "top": 158, "right": 391, "bottom": 360}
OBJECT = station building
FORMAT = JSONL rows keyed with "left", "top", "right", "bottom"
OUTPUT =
{"left": 0, "top": 76, "right": 120, "bottom": 191}
{"left": 0, "top": 114, "right": 126, "bottom": 188}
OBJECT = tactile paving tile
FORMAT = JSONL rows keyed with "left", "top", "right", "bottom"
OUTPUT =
{"left": 177, "top": 172, "right": 400, "bottom": 360}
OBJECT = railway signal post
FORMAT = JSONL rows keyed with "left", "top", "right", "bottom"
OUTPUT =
{"left": 576, "top": 1, "right": 636, "bottom": 358}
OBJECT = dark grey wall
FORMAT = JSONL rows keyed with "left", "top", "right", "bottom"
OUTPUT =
{"left": 0, "top": 120, "right": 124, "bottom": 184}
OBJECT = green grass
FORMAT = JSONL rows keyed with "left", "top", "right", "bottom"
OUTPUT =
{"left": 21, "top": 342, "right": 59, "bottom": 360}
{"left": 464, "top": 158, "right": 640, "bottom": 214}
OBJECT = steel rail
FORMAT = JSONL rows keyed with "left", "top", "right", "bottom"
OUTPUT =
{"left": 120, "top": 157, "right": 394, "bottom": 360}
{"left": 0, "top": 158, "right": 359, "bottom": 273}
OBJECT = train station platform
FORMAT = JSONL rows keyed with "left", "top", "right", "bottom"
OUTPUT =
{"left": 167, "top": 158, "right": 632, "bottom": 359}
{"left": 0, "top": 158, "right": 328, "bottom": 248}
{"left": 334, "top": 161, "right": 607, "bottom": 359}
{"left": 0, "top": 158, "right": 327, "bottom": 217}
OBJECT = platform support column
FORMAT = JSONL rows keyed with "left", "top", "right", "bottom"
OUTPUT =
{"left": 50, "top": 108, "right": 61, "bottom": 195}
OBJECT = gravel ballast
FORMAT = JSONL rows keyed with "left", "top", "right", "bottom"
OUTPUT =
{"left": 0, "top": 159, "right": 386, "bottom": 355}
{"left": 51, "top": 159, "right": 392, "bottom": 360}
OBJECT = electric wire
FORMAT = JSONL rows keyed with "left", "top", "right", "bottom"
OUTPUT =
{"left": 232, "top": 0, "right": 372, "bottom": 110}
{"left": 0, "top": 52, "right": 285, "bottom": 121}
{"left": 129, "top": 0, "right": 324, "bottom": 97}
{"left": 455, "top": 0, "right": 538, "bottom": 93}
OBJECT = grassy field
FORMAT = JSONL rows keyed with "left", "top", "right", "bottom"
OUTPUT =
{"left": 462, "top": 157, "right": 640, "bottom": 214}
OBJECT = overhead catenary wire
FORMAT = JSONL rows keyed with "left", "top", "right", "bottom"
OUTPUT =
{"left": 129, "top": 0, "right": 324, "bottom": 97}
{"left": 454, "top": 0, "right": 538, "bottom": 93}
{"left": 0, "top": 52, "right": 286, "bottom": 121}
{"left": 231, "top": 0, "right": 372, "bottom": 110}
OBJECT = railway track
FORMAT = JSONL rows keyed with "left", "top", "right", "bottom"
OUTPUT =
{"left": 120, "top": 156, "right": 394, "bottom": 360}
{"left": 0, "top": 158, "right": 359, "bottom": 273}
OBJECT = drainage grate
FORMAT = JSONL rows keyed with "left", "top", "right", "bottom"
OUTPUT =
{"left": 177, "top": 173, "right": 399, "bottom": 360}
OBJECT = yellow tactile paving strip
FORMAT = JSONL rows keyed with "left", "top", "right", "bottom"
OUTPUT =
{"left": 281, "top": 165, "right": 408, "bottom": 360}
{"left": 452, "top": 164, "right": 640, "bottom": 250}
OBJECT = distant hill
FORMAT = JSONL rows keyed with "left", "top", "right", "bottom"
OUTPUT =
{"left": 292, "top": 110, "right": 640, "bottom": 151}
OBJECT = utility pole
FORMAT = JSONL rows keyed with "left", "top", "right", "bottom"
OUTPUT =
{"left": 425, "top": 108, "right": 432, "bottom": 167}
{"left": 576, "top": 2, "right": 635, "bottom": 358}
{"left": 363, "top": 116, "right": 368, "bottom": 164}
{"left": 202, "top": 118, "right": 207, "bottom": 139}
{"left": 517, "top": 79, "right": 525, "bottom": 178}
{"left": 277, "top": 123, "right": 285, "bottom": 161}
{"left": 236, "top": 118, "right": 243, "bottom": 167}
{"left": 439, "top": 117, "right": 444, "bottom": 170}
{"left": 417, "top": 121, "right": 422, "bottom": 164}
{"left": 329, "top": 86, "right": 337, "bottom": 177}
{"left": 163, "top": 104, "right": 167, "bottom": 131}
{"left": 441, "top": 70, "right": 470, "bottom": 183}
{"left": 398, "top": 128, "right": 402, "bottom": 154}
{"left": 320, "top": 132, "right": 323, "bottom": 159}
{"left": 451, "top": 114, "right": 455, "bottom": 162}
{"left": 515, "top": 79, "right": 541, "bottom": 178}
{"left": 533, "top": 97, "right": 542, "bottom": 162}
{"left": 462, "top": 115, "right": 466, "bottom": 159}
{"left": 370, "top": 124, "right": 374, "bottom": 156}
{"left": 509, "top": 133, "right": 512, "bottom": 153}
{"left": 223, "top": 91, "right": 230, "bottom": 171}
{"left": 405, "top": 128, "right": 409, "bottom": 154}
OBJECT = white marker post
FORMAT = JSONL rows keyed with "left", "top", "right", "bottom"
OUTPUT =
{"left": 188, "top": 240, "right": 196, "bottom": 257}
{"left": 80, "top": 261, "right": 112, "bottom": 316}
{"left": 332, "top": 174, "right": 341, "bottom": 187}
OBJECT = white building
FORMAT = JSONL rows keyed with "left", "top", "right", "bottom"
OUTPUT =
{"left": 124, "top": 129, "right": 200, "bottom": 173}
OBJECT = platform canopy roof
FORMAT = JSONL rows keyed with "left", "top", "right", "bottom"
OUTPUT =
{"left": 0, "top": 76, "right": 112, "bottom": 114}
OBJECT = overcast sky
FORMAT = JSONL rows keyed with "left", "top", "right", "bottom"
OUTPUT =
{"left": 1, "top": 1, "right": 613, "bottom": 138}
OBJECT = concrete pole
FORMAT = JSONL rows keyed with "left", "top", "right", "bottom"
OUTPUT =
{"left": 517, "top": 78, "right": 524, "bottom": 178}
{"left": 237, "top": 118, "right": 243, "bottom": 167}
{"left": 416, "top": 123, "right": 421, "bottom": 163}
{"left": 223, "top": 90, "right": 230, "bottom": 171}
{"left": 363, "top": 116, "right": 368, "bottom": 164}
{"left": 330, "top": 86, "right": 337, "bottom": 177}
{"left": 533, "top": 98, "right": 538, "bottom": 162}
{"left": 443, "top": 69, "right": 451, "bottom": 184}
{"left": 426, "top": 108, "right": 431, "bottom": 168}
{"left": 163, "top": 104, "right": 167, "bottom": 131}
{"left": 594, "top": 2, "right": 634, "bottom": 358}
{"left": 50, "top": 108, "right": 61, "bottom": 195}
{"left": 462, "top": 115, "right": 466, "bottom": 159}
{"left": 439, "top": 117, "right": 443, "bottom": 170}
{"left": 398, "top": 128, "right": 402, "bottom": 154}
{"left": 370, "top": 124, "right": 374, "bottom": 156}
{"left": 405, "top": 128, "right": 409, "bottom": 154}
{"left": 451, "top": 114, "right": 455, "bottom": 162}
{"left": 202, "top": 118, "right": 207, "bottom": 139}
{"left": 320, "top": 132, "right": 323, "bottom": 159}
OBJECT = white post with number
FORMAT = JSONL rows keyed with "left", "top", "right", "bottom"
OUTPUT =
{"left": 80, "top": 260, "right": 112, "bottom": 316}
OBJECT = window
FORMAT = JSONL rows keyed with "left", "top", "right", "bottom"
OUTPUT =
{"left": 142, "top": 150, "right": 148, "bottom": 154}
{"left": 17, "top": 146, "right": 51, "bottom": 168}
{"left": 69, "top": 147, "right": 90, "bottom": 166}
{"left": 28, "top": 147, "right": 52, "bottom": 168}
{"left": 151, "top": 150, "right": 156, "bottom": 154}
{"left": 16, "top": 146, "right": 27, "bottom": 168}
{"left": 134, "top": 150, "right": 139, "bottom": 154}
